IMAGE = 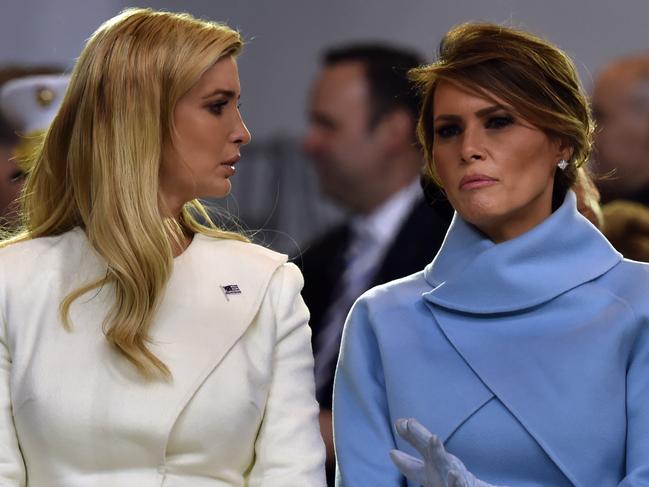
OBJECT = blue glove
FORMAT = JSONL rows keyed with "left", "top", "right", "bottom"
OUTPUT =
{"left": 390, "top": 418, "right": 505, "bottom": 487}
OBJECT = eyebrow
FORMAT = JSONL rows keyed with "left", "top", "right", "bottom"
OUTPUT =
{"left": 434, "top": 104, "right": 510, "bottom": 123}
{"left": 201, "top": 89, "right": 238, "bottom": 100}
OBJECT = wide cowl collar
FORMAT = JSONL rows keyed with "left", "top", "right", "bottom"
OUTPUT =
{"left": 423, "top": 191, "right": 622, "bottom": 313}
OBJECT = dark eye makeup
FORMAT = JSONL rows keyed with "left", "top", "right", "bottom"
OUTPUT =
{"left": 435, "top": 124, "right": 462, "bottom": 139}
{"left": 485, "top": 115, "right": 514, "bottom": 129}
{"left": 434, "top": 113, "right": 515, "bottom": 139}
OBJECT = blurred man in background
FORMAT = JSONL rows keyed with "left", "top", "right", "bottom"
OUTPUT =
{"left": 299, "top": 43, "right": 452, "bottom": 483}
{"left": 591, "top": 53, "right": 649, "bottom": 262}
{"left": 592, "top": 53, "right": 649, "bottom": 204}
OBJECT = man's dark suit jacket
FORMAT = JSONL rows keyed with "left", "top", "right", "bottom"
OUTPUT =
{"left": 297, "top": 196, "right": 454, "bottom": 410}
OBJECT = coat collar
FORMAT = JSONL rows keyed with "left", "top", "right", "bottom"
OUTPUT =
{"left": 423, "top": 191, "right": 622, "bottom": 314}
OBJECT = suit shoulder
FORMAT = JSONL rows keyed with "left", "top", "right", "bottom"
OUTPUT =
{"left": 594, "top": 258, "right": 649, "bottom": 316}
{"left": 359, "top": 270, "right": 429, "bottom": 309}
{"left": 0, "top": 229, "right": 82, "bottom": 272}
{"left": 342, "top": 271, "right": 429, "bottom": 344}
{"left": 616, "top": 258, "right": 649, "bottom": 274}
{"left": 194, "top": 234, "right": 288, "bottom": 272}
{"left": 601, "top": 257, "right": 649, "bottom": 286}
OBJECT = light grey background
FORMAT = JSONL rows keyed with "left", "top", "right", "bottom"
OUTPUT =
{"left": 2, "top": 0, "right": 648, "bottom": 140}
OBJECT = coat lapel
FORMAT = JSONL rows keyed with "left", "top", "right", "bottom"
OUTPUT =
{"left": 379, "top": 295, "right": 495, "bottom": 444}
{"left": 148, "top": 237, "right": 287, "bottom": 441}
{"left": 37, "top": 231, "right": 287, "bottom": 465}
{"left": 426, "top": 294, "right": 631, "bottom": 487}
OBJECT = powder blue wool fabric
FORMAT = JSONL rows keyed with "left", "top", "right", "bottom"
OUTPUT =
{"left": 334, "top": 192, "right": 649, "bottom": 487}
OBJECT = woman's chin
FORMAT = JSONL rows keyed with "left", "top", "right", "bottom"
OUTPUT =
{"left": 455, "top": 200, "right": 502, "bottom": 225}
{"left": 199, "top": 180, "right": 232, "bottom": 200}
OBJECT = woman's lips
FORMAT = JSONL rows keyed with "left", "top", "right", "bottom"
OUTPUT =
{"left": 221, "top": 155, "right": 240, "bottom": 176}
{"left": 459, "top": 174, "right": 498, "bottom": 190}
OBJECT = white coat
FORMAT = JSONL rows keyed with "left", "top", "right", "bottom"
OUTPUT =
{"left": 0, "top": 228, "right": 326, "bottom": 486}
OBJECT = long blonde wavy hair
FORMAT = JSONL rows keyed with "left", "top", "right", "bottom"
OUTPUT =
{"left": 1, "top": 8, "right": 249, "bottom": 378}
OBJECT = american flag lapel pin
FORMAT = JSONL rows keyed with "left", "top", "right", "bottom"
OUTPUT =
{"left": 221, "top": 284, "right": 242, "bottom": 301}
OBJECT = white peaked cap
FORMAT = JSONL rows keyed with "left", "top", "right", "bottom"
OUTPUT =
{"left": 0, "top": 74, "right": 70, "bottom": 134}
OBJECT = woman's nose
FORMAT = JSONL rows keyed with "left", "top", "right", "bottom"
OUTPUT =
{"left": 232, "top": 115, "right": 251, "bottom": 145}
{"left": 460, "top": 126, "right": 486, "bottom": 163}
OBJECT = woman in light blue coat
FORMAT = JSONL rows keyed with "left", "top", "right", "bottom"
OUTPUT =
{"left": 333, "top": 22, "right": 649, "bottom": 487}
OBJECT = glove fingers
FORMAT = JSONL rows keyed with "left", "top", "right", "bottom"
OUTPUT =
{"left": 425, "top": 431, "right": 451, "bottom": 468}
{"left": 395, "top": 418, "right": 435, "bottom": 457}
{"left": 448, "top": 470, "right": 469, "bottom": 487}
{"left": 389, "top": 449, "right": 428, "bottom": 486}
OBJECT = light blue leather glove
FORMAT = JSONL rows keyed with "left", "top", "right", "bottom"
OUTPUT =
{"left": 390, "top": 418, "right": 505, "bottom": 487}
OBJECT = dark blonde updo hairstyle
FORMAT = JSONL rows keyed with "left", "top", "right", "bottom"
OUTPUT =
{"left": 411, "top": 22, "right": 594, "bottom": 208}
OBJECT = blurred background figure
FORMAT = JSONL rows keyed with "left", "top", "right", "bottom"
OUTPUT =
{"left": 0, "top": 66, "right": 61, "bottom": 229}
{"left": 0, "top": 117, "right": 21, "bottom": 228}
{"left": 591, "top": 53, "right": 649, "bottom": 262}
{"left": 602, "top": 200, "right": 649, "bottom": 261}
{"left": 299, "top": 43, "right": 453, "bottom": 483}
{"left": 592, "top": 53, "right": 649, "bottom": 205}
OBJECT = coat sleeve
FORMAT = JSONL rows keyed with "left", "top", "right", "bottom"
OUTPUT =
{"left": 0, "top": 306, "right": 26, "bottom": 486}
{"left": 333, "top": 298, "right": 406, "bottom": 487}
{"left": 248, "top": 262, "right": 326, "bottom": 487}
{"left": 622, "top": 317, "right": 649, "bottom": 485}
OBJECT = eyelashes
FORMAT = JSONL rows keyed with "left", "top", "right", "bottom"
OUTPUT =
{"left": 207, "top": 100, "right": 242, "bottom": 116}
{"left": 434, "top": 115, "right": 515, "bottom": 139}
{"left": 485, "top": 115, "right": 514, "bottom": 129}
{"left": 435, "top": 124, "right": 461, "bottom": 138}
{"left": 208, "top": 100, "right": 228, "bottom": 115}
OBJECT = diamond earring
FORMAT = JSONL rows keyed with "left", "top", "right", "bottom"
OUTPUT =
{"left": 557, "top": 159, "right": 568, "bottom": 170}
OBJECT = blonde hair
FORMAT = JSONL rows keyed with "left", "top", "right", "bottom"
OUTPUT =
{"left": 1, "top": 8, "right": 248, "bottom": 378}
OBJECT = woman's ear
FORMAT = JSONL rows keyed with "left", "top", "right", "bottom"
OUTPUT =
{"left": 557, "top": 138, "right": 575, "bottom": 162}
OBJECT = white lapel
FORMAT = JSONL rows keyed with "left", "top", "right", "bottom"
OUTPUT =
{"left": 149, "top": 237, "right": 287, "bottom": 435}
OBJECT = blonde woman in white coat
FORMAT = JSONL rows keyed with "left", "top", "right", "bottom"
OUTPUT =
{"left": 0, "top": 8, "right": 325, "bottom": 487}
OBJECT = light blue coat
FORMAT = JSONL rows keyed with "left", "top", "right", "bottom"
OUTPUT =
{"left": 333, "top": 192, "right": 649, "bottom": 487}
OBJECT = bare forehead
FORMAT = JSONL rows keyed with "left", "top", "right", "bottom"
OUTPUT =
{"left": 192, "top": 56, "right": 241, "bottom": 96}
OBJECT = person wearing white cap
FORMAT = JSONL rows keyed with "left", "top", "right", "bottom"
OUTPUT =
{"left": 0, "top": 7, "right": 324, "bottom": 487}
{"left": 0, "top": 74, "right": 69, "bottom": 137}
{"left": 0, "top": 74, "right": 68, "bottom": 228}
